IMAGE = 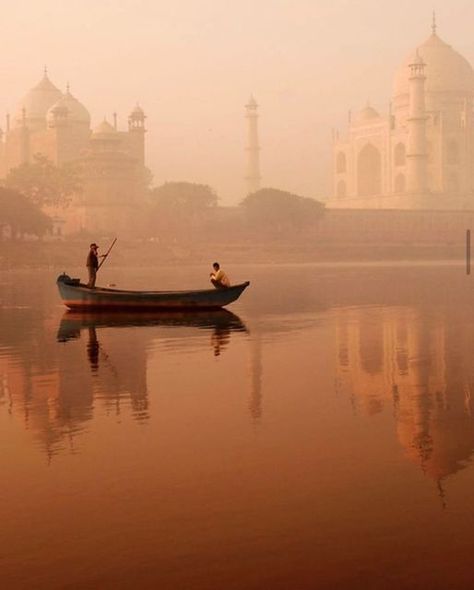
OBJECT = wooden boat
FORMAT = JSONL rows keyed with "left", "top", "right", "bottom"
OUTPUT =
{"left": 56, "top": 274, "right": 250, "bottom": 310}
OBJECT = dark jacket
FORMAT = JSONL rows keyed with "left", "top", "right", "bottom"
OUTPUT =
{"left": 86, "top": 251, "right": 99, "bottom": 269}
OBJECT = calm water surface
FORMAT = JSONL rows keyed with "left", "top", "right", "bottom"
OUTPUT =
{"left": 1, "top": 263, "right": 474, "bottom": 590}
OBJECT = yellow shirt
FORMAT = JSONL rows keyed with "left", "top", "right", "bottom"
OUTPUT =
{"left": 213, "top": 268, "right": 230, "bottom": 287}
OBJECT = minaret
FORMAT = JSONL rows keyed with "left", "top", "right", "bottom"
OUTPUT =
{"left": 128, "top": 104, "right": 146, "bottom": 166}
{"left": 406, "top": 51, "right": 428, "bottom": 196}
{"left": 245, "top": 95, "right": 261, "bottom": 195}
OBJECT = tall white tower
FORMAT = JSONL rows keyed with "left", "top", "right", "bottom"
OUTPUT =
{"left": 245, "top": 95, "right": 261, "bottom": 195}
{"left": 406, "top": 52, "right": 428, "bottom": 195}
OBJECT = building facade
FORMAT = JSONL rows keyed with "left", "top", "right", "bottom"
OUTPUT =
{"left": 0, "top": 70, "right": 147, "bottom": 234}
{"left": 332, "top": 20, "right": 474, "bottom": 210}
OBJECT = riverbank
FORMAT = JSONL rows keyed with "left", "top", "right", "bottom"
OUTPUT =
{"left": 0, "top": 238, "right": 466, "bottom": 270}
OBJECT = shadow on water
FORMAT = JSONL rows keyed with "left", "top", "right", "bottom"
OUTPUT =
{"left": 57, "top": 308, "right": 248, "bottom": 342}
{"left": 57, "top": 308, "right": 248, "bottom": 360}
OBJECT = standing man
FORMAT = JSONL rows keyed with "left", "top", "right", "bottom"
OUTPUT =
{"left": 86, "top": 243, "right": 107, "bottom": 288}
{"left": 210, "top": 262, "right": 230, "bottom": 289}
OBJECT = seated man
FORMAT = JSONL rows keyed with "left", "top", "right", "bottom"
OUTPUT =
{"left": 210, "top": 262, "right": 230, "bottom": 289}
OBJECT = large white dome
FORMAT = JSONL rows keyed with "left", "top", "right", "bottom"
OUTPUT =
{"left": 15, "top": 72, "right": 63, "bottom": 123}
{"left": 393, "top": 32, "right": 474, "bottom": 99}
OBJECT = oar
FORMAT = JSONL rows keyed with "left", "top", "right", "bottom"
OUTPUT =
{"left": 98, "top": 238, "right": 117, "bottom": 270}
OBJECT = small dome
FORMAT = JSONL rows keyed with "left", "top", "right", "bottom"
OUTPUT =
{"left": 92, "top": 119, "right": 119, "bottom": 139}
{"left": 53, "top": 87, "right": 91, "bottom": 126}
{"left": 15, "top": 71, "right": 63, "bottom": 123}
{"left": 393, "top": 32, "right": 474, "bottom": 99}
{"left": 129, "top": 104, "right": 146, "bottom": 120}
{"left": 354, "top": 104, "right": 380, "bottom": 123}
{"left": 47, "top": 88, "right": 91, "bottom": 126}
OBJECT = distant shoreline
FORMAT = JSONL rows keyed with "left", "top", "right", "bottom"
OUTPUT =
{"left": 0, "top": 239, "right": 465, "bottom": 271}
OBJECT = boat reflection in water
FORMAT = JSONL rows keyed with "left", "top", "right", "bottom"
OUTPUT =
{"left": 6, "top": 309, "right": 246, "bottom": 458}
{"left": 58, "top": 308, "right": 248, "bottom": 357}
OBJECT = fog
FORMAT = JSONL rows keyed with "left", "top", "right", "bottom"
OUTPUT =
{"left": 2, "top": 0, "right": 474, "bottom": 204}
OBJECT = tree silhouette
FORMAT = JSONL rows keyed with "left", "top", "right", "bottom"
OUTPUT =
{"left": 5, "top": 154, "right": 83, "bottom": 208}
{"left": 0, "top": 187, "right": 51, "bottom": 239}
{"left": 149, "top": 181, "right": 218, "bottom": 236}
{"left": 241, "top": 187, "right": 324, "bottom": 233}
{"left": 150, "top": 181, "right": 217, "bottom": 211}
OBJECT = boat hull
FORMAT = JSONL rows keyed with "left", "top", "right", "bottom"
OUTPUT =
{"left": 56, "top": 274, "right": 250, "bottom": 310}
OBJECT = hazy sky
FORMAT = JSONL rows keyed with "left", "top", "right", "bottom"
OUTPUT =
{"left": 2, "top": 0, "right": 474, "bottom": 204}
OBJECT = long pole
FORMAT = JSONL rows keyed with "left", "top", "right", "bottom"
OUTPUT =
{"left": 467, "top": 230, "right": 471, "bottom": 275}
{"left": 98, "top": 238, "right": 117, "bottom": 270}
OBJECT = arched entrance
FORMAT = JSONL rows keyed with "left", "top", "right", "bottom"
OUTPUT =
{"left": 336, "top": 180, "right": 347, "bottom": 198}
{"left": 394, "top": 173, "right": 406, "bottom": 193}
{"left": 394, "top": 143, "right": 406, "bottom": 166}
{"left": 357, "top": 144, "right": 382, "bottom": 196}
{"left": 336, "top": 152, "right": 347, "bottom": 174}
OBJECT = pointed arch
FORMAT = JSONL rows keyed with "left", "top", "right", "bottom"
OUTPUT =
{"left": 336, "top": 180, "right": 347, "bottom": 198}
{"left": 357, "top": 143, "right": 381, "bottom": 196}
{"left": 447, "top": 140, "right": 459, "bottom": 165}
{"left": 394, "top": 173, "right": 406, "bottom": 193}
{"left": 394, "top": 143, "right": 406, "bottom": 167}
{"left": 336, "top": 152, "right": 346, "bottom": 174}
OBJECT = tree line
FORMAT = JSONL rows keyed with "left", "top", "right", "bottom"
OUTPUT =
{"left": 1, "top": 153, "right": 325, "bottom": 241}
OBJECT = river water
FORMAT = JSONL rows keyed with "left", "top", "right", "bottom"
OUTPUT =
{"left": 1, "top": 263, "right": 474, "bottom": 590}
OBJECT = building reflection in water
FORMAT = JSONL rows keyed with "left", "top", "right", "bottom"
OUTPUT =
{"left": 0, "top": 309, "right": 247, "bottom": 459}
{"left": 335, "top": 305, "right": 474, "bottom": 499}
{"left": 248, "top": 326, "right": 263, "bottom": 421}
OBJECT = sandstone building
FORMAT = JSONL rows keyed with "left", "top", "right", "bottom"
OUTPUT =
{"left": 0, "top": 70, "right": 147, "bottom": 234}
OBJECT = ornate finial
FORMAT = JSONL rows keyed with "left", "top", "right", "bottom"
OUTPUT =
{"left": 44, "top": 65, "right": 48, "bottom": 77}
{"left": 432, "top": 10, "right": 437, "bottom": 35}
{"left": 246, "top": 94, "right": 258, "bottom": 109}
